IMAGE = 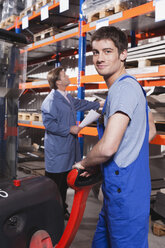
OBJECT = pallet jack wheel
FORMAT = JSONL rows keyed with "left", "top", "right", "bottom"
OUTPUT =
{"left": 29, "top": 230, "right": 53, "bottom": 248}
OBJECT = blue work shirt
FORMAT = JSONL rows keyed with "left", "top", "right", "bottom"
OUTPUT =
{"left": 104, "top": 74, "right": 148, "bottom": 167}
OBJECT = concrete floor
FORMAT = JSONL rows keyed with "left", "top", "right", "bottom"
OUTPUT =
{"left": 66, "top": 188, "right": 165, "bottom": 248}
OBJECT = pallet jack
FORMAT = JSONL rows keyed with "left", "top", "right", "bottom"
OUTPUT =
{"left": 0, "top": 29, "right": 102, "bottom": 248}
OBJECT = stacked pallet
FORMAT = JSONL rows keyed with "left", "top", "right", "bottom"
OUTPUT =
{"left": 126, "top": 39, "right": 165, "bottom": 68}
{"left": 34, "top": 27, "right": 56, "bottom": 42}
{"left": 19, "top": 5, "right": 37, "bottom": 20}
{"left": 0, "top": 15, "right": 18, "bottom": 28}
{"left": 35, "top": 0, "right": 52, "bottom": 10}
{"left": 18, "top": 112, "right": 32, "bottom": 121}
{"left": 82, "top": 0, "right": 148, "bottom": 23}
{"left": 18, "top": 112, "right": 42, "bottom": 122}
{"left": 147, "top": 94, "right": 165, "bottom": 123}
{"left": 127, "top": 39, "right": 165, "bottom": 124}
{"left": 19, "top": 0, "right": 52, "bottom": 19}
{"left": 83, "top": 0, "right": 128, "bottom": 23}
{"left": 152, "top": 220, "right": 165, "bottom": 236}
{"left": 32, "top": 113, "right": 42, "bottom": 122}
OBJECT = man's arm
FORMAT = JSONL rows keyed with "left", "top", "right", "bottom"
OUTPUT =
{"left": 70, "top": 125, "right": 82, "bottom": 135}
{"left": 42, "top": 112, "right": 82, "bottom": 136}
{"left": 71, "top": 96, "right": 100, "bottom": 112}
{"left": 42, "top": 111, "right": 70, "bottom": 137}
{"left": 73, "top": 112, "right": 130, "bottom": 171}
{"left": 148, "top": 111, "right": 156, "bottom": 142}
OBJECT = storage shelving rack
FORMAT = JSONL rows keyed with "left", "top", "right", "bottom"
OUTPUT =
{"left": 5, "top": 0, "right": 165, "bottom": 149}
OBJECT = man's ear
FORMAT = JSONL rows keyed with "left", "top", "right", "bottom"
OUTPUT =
{"left": 120, "top": 49, "right": 127, "bottom": 62}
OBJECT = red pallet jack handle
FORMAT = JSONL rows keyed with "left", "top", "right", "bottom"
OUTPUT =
{"left": 29, "top": 169, "right": 102, "bottom": 248}
{"left": 55, "top": 169, "right": 93, "bottom": 248}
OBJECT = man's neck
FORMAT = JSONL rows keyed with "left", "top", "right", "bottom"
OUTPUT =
{"left": 57, "top": 86, "right": 66, "bottom": 92}
{"left": 104, "top": 67, "right": 126, "bottom": 88}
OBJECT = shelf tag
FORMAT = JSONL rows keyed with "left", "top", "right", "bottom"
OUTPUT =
{"left": 155, "top": 0, "right": 165, "bottom": 22}
{"left": 41, "top": 4, "right": 49, "bottom": 21}
{"left": 96, "top": 18, "right": 109, "bottom": 30}
{"left": 60, "top": 0, "right": 69, "bottom": 13}
{"left": 26, "top": 0, "right": 33, "bottom": 8}
{"left": 22, "top": 15, "right": 29, "bottom": 29}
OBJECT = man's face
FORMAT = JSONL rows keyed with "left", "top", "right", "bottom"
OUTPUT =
{"left": 59, "top": 70, "right": 70, "bottom": 87}
{"left": 92, "top": 39, "right": 126, "bottom": 78}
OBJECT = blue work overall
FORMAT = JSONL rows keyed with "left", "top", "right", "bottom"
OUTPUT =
{"left": 92, "top": 75, "right": 151, "bottom": 248}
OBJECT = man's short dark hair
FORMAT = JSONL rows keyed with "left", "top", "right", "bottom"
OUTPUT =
{"left": 91, "top": 26, "right": 128, "bottom": 55}
{"left": 47, "top": 66, "right": 64, "bottom": 90}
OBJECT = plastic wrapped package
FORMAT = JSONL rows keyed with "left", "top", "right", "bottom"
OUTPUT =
{"left": 114, "top": 0, "right": 152, "bottom": 12}
{"left": 83, "top": 0, "right": 114, "bottom": 12}
{"left": 1, "top": 0, "right": 25, "bottom": 21}
{"left": 82, "top": 0, "right": 130, "bottom": 19}
{"left": 82, "top": 0, "right": 114, "bottom": 17}
{"left": 17, "top": 0, "right": 26, "bottom": 12}
{"left": 25, "top": 0, "right": 37, "bottom": 9}
{"left": 127, "top": 0, "right": 151, "bottom": 9}
{"left": 82, "top": 0, "right": 151, "bottom": 18}
{"left": 1, "top": 0, "right": 10, "bottom": 20}
{"left": 114, "top": 0, "right": 129, "bottom": 12}
{"left": 0, "top": 3, "right": 3, "bottom": 22}
{"left": 92, "top": 0, "right": 105, "bottom": 5}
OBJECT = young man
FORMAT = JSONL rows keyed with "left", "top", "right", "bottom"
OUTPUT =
{"left": 41, "top": 66, "right": 103, "bottom": 220}
{"left": 73, "top": 26, "right": 156, "bottom": 247}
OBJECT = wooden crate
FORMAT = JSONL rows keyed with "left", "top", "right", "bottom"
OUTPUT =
{"left": 20, "top": 5, "right": 37, "bottom": 19}
{"left": 114, "top": 1, "right": 128, "bottom": 13}
{"left": 18, "top": 112, "right": 24, "bottom": 120}
{"left": 87, "top": 8, "right": 114, "bottom": 23}
{"left": 86, "top": 1, "right": 128, "bottom": 23}
{"left": 35, "top": 0, "right": 53, "bottom": 11}
{"left": 18, "top": 112, "right": 32, "bottom": 121}
{"left": 152, "top": 221, "right": 165, "bottom": 236}
{"left": 19, "top": 0, "right": 53, "bottom": 19}
{"left": 32, "top": 113, "right": 42, "bottom": 122}
{"left": 33, "top": 27, "right": 56, "bottom": 42}
{"left": 151, "top": 109, "right": 165, "bottom": 123}
{"left": 0, "top": 15, "right": 18, "bottom": 28}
